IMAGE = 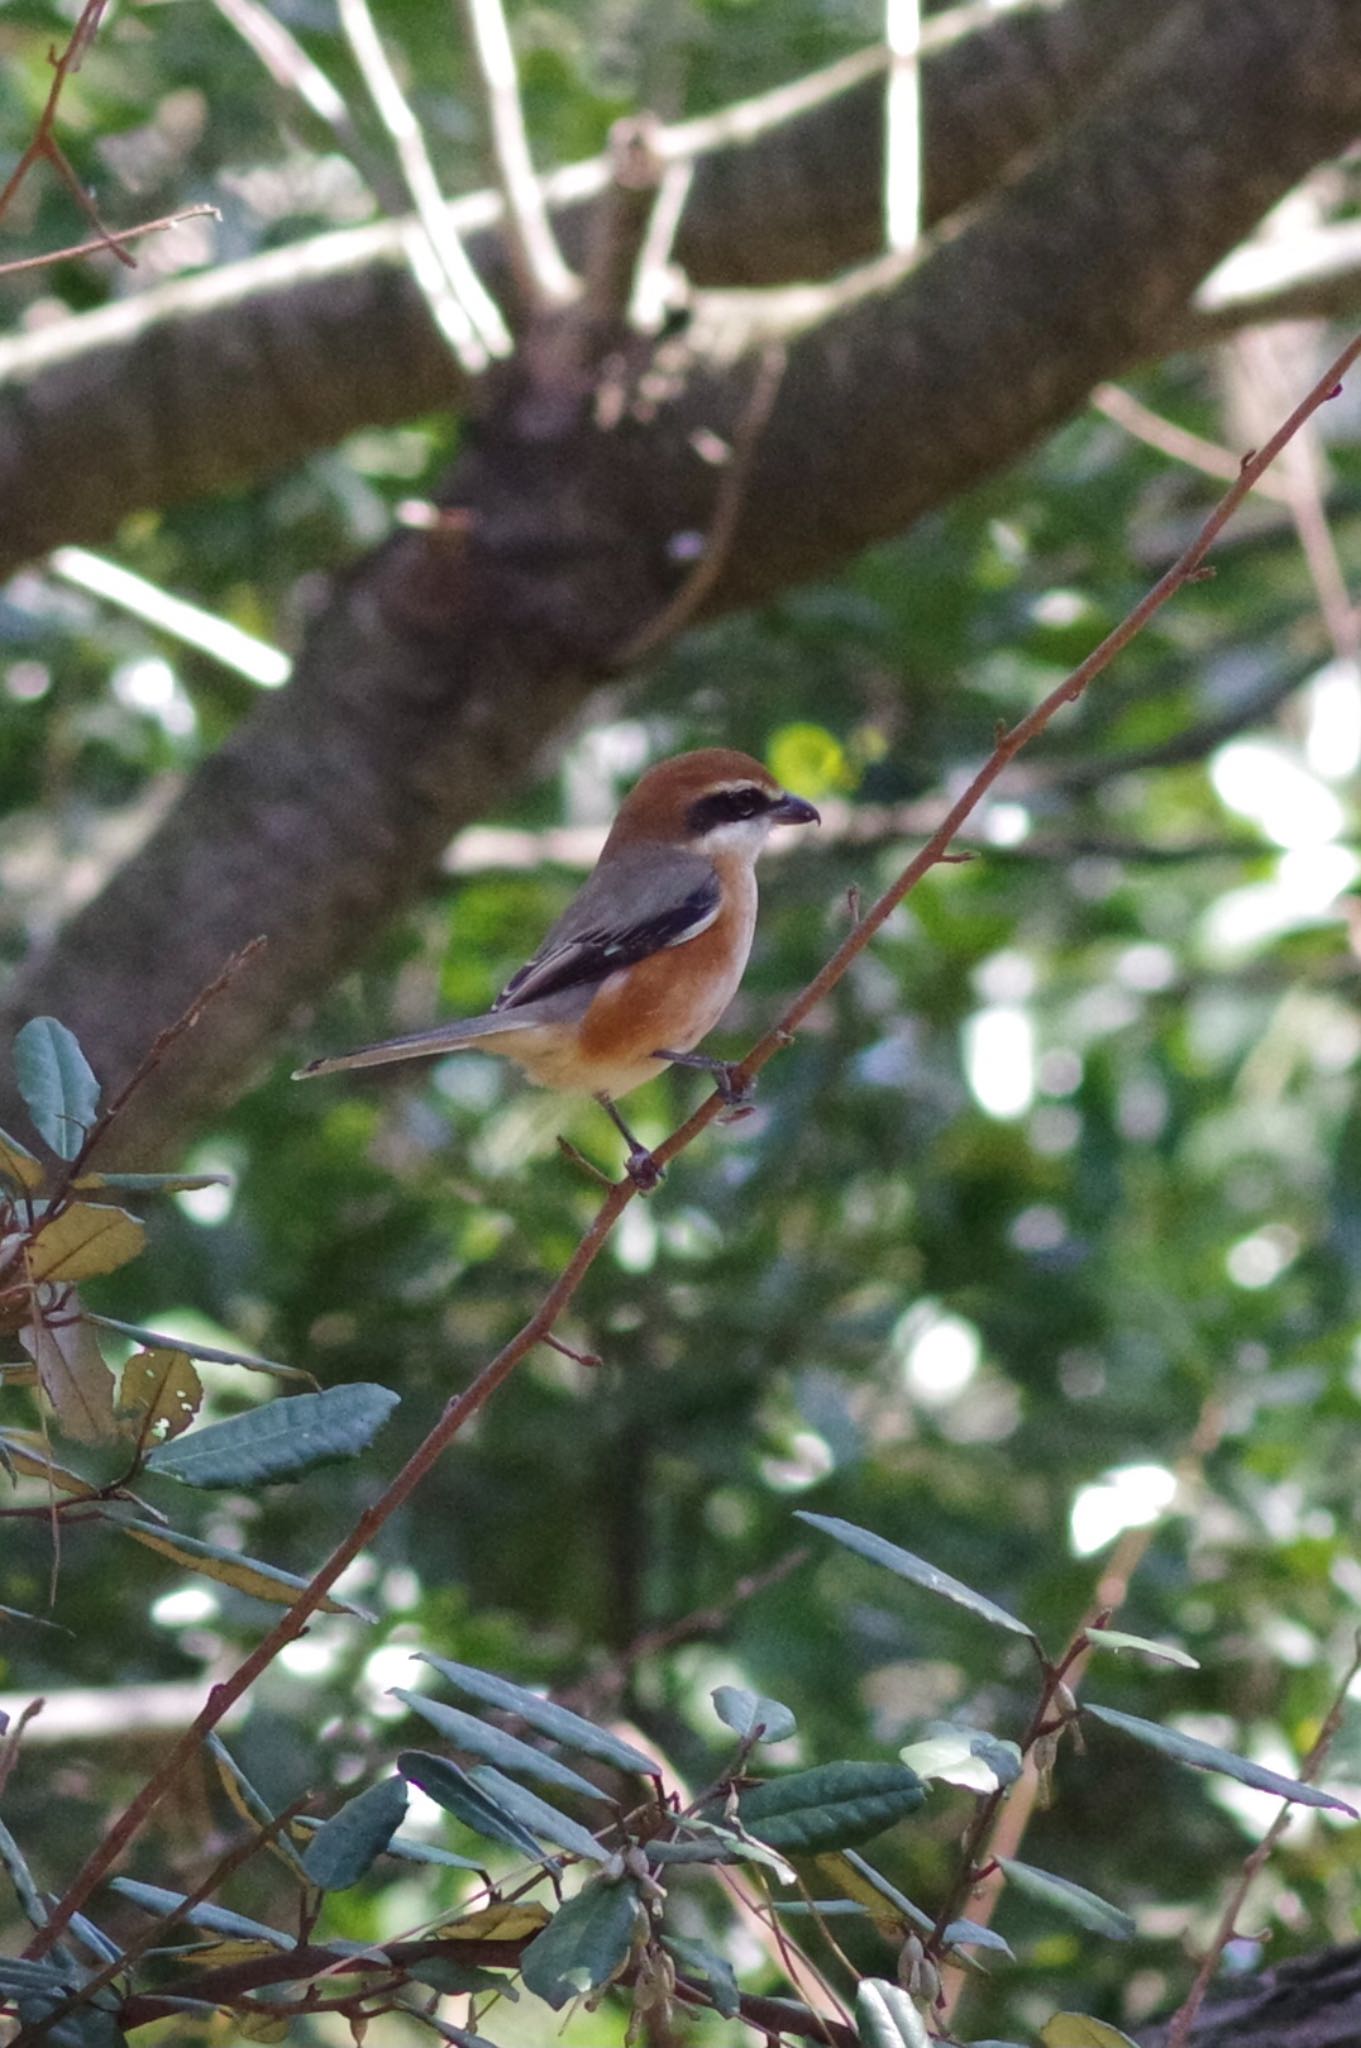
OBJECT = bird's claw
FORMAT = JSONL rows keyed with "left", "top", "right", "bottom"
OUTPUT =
{"left": 624, "top": 1146, "right": 664, "bottom": 1193}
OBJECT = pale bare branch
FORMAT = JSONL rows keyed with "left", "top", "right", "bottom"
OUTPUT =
{"left": 885, "top": 0, "right": 923, "bottom": 253}
{"left": 455, "top": 0, "right": 576, "bottom": 312}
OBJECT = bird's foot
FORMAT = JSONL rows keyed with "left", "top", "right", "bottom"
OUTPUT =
{"left": 597, "top": 1094, "right": 665, "bottom": 1194}
{"left": 654, "top": 1048, "right": 755, "bottom": 1119}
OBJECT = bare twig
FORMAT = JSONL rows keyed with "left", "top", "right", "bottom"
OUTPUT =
{"left": 455, "top": 0, "right": 575, "bottom": 313}
{"left": 884, "top": 0, "right": 923, "bottom": 254}
{"left": 27, "top": 326, "right": 1361, "bottom": 1965}
{"left": 582, "top": 114, "right": 666, "bottom": 334}
{"left": 612, "top": 343, "right": 788, "bottom": 669}
{"left": 337, "top": 0, "right": 510, "bottom": 371}
{"left": 1164, "top": 1630, "right": 1361, "bottom": 2048}
{"left": 0, "top": 203, "right": 219, "bottom": 280}
{"left": 0, "top": 0, "right": 125, "bottom": 255}
{"left": 209, "top": 0, "right": 395, "bottom": 201}
{"left": 1091, "top": 383, "right": 1293, "bottom": 503}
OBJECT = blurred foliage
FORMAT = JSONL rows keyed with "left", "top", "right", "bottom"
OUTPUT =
{"left": 5, "top": 1, "right": 1361, "bottom": 2045}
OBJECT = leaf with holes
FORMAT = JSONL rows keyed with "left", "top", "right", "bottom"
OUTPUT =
{"left": 118, "top": 1349, "right": 201, "bottom": 1442}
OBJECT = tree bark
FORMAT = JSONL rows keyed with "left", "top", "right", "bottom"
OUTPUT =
{"left": 2, "top": 0, "right": 1360, "bottom": 1160}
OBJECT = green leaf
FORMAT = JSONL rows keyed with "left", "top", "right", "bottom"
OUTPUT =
{"left": 943, "top": 1918, "right": 1014, "bottom": 1958}
{"left": 796, "top": 1514, "right": 1035, "bottom": 1640}
{"left": 737, "top": 1761, "right": 924, "bottom": 1853}
{"left": 406, "top": 1953, "right": 518, "bottom": 1997}
{"left": 146, "top": 1383, "right": 399, "bottom": 1487}
{"left": 13, "top": 1995, "right": 126, "bottom": 2048}
{"left": 109, "top": 1878, "right": 293, "bottom": 1948}
{"left": 1041, "top": 2017, "right": 1142, "bottom": 2048}
{"left": 1084, "top": 1704, "right": 1355, "bottom": 1813}
{"left": 646, "top": 1820, "right": 793, "bottom": 1880}
{"left": 397, "top": 1751, "right": 550, "bottom": 1863}
{"left": 116, "top": 1517, "right": 372, "bottom": 1617}
{"left": 0, "top": 1815, "right": 51, "bottom": 1931}
{"left": 468, "top": 1765, "right": 608, "bottom": 1861}
{"left": 663, "top": 1934, "right": 740, "bottom": 2018}
{"left": 712, "top": 1685, "right": 797, "bottom": 1744}
{"left": 519, "top": 1876, "right": 639, "bottom": 2010}
{"left": 996, "top": 1859, "right": 1134, "bottom": 1941}
{"left": 416, "top": 1654, "right": 656, "bottom": 1775}
{"left": 393, "top": 1689, "right": 609, "bottom": 1804}
{"left": 302, "top": 1776, "right": 408, "bottom": 1890}
{"left": 14, "top": 1018, "right": 100, "bottom": 1160}
{"left": 899, "top": 1727, "right": 1021, "bottom": 1792}
{"left": 818, "top": 1849, "right": 931, "bottom": 1934}
{"left": 1081, "top": 1630, "right": 1198, "bottom": 1669}
{"left": 855, "top": 1977, "right": 931, "bottom": 2048}
{"left": 205, "top": 1733, "right": 308, "bottom": 1879}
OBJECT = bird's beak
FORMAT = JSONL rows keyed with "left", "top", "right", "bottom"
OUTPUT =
{"left": 771, "top": 791, "right": 821, "bottom": 827}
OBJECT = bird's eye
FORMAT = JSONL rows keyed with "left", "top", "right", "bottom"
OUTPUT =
{"left": 685, "top": 786, "right": 772, "bottom": 834}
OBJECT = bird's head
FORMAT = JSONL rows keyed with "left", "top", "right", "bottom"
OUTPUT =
{"left": 605, "top": 748, "right": 821, "bottom": 857}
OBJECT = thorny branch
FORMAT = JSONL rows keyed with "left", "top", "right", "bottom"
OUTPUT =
{"left": 21, "top": 325, "right": 1361, "bottom": 2013}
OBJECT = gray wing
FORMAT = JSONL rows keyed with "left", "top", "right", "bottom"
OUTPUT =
{"left": 493, "top": 846, "right": 720, "bottom": 1013}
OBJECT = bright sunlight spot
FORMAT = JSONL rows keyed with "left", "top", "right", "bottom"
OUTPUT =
{"left": 894, "top": 1303, "right": 982, "bottom": 1404}
{"left": 1070, "top": 1462, "right": 1178, "bottom": 1556}
{"left": 150, "top": 1587, "right": 219, "bottom": 1627}
{"left": 111, "top": 656, "right": 196, "bottom": 738}
{"left": 964, "top": 1006, "right": 1035, "bottom": 1118}
{"left": 1303, "top": 657, "right": 1361, "bottom": 780}
{"left": 1226, "top": 1223, "right": 1301, "bottom": 1290}
{"left": 1210, "top": 739, "right": 1343, "bottom": 848}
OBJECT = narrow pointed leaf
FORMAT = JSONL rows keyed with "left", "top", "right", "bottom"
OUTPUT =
{"left": 146, "top": 1383, "right": 399, "bottom": 1487}
{"left": 406, "top": 1954, "right": 517, "bottom": 1997}
{"left": 818, "top": 1850, "right": 930, "bottom": 1935}
{"left": 664, "top": 1934, "right": 740, "bottom": 2018}
{"left": 996, "top": 1859, "right": 1134, "bottom": 1941}
{"left": 1042, "top": 2018, "right": 1141, "bottom": 2048}
{"left": 21, "top": 1312, "right": 116, "bottom": 1446}
{"left": 0, "top": 1433, "right": 97, "bottom": 1497}
{"left": 943, "top": 1919, "right": 1014, "bottom": 1957}
{"left": 1084, "top": 1704, "right": 1355, "bottom": 1813}
{"left": 398, "top": 1750, "right": 549, "bottom": 1863}
{"left": 14, "top": 1019, "right": 100, "bottom": 1159}
{"left": 118, "top": 1349, "right": 201, "bottom": 1442}
{"left": 900, "top": 1726, "right": 1021, "bottom": 1792}
{"left": 393, "top": 1689, "right": 608, "bottom": 1804}
{"left": 712, "top": 1685, "right": 796, "bottom": 1744}
{"left": 520, "top": 1877, "right": 640, "bottom": 2010}
{"left": 646, "top": 1821, "right": 794, "bottom": 1880}
{"left": 737, "top": 1761, "right": 924, "bottom": 1853}
{"left": 86, "top": 1315, "right": 316, "bottom": 1385}
{"left": 438, "top": 1900, "right": 551, "bottom": 1942}
{"left": 855, "top": 1978, "right": 931, "bottom": 2048}
{"left": 27, "top": 1204, "right": 145, "bottom": 1284}
{"left": 206, "top": 1733, "right": 308, "bottom": 1879}
{"left": 117, "top": 1517, "right": 371, "bottom": 1616}
{"left": 0, "top": 1815, "right": 50, "bottom": 1930}
{"left": 302, "top": 1776, "right": 408, "bottom": 1890}
{"left": 468, "top": 1766, "right": 608, "bottom": 1861}
{"left": 109, "top": 1879, "right": 292, "bottom": 1948}
{"left": 0, "top": 1126, "right": 45, "bottom": 1191}
{"left": 73, "top": 1171, "right": 230, "bottom": 1193}
{"left": 291, "top": 1812, "right": 484, "bottom": 1874}
{"left": 417, "top": 1653, "right": 656, "bottom": 1775}
{"left": 796, "top": 1513, "right": 1035, "bottom": 1639}
{"left": 14, "top": 1996, "right": 125, "bottom": 2048}
{"left": 1082, "top": 1631, "right": 1198, "bottom": 1669}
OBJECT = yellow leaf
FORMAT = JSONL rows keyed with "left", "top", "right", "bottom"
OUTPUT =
{"left": 123, "top": 1527, "right": 356, "bottom": 1615}
{"left": 438, "top": 1900, "right": 551, "bottom": 1942}
{"left": 0, "top": 1431, "right": 97, "bottom": 1498}
{"left": 21, "top": 1306, "right": 118, "bottom": 1445}
{"left": 27, "top": 1203, "right": 146, "bottom": 1284}
{"left": 118, "top": 1349, "right": 202, "bottom": 1441}
{"left": 815, "top": 1851, "right": 912, "bottom": 1938}
{"left": 234, "top": 2012, "right": 291, "bottom": 2042}
{"left": 0, "top": 1132, "right": 44, "bottom": 1191}
{"left": 1042, "top": 2016, "right": 1141, "bottom": 2048}
{"left": 175, "top": 1938, "right": 282, "bottom": 1967}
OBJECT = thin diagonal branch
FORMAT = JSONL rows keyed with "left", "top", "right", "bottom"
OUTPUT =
{"left": 455, "top": 0, "right": 576, "bottom": 313}
{"left": 337, "top": 0, "right": 510, "bottom": 370}
{"left": 26, "top": 323, "right": 1361, "bottom": 1969}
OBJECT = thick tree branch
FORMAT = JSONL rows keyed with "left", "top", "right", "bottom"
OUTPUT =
{"left": 2, "top": 0, "right": 1359, "bottom": 1162}
{"left": 0, "top": 0, "right": 1171, "bottom": 571}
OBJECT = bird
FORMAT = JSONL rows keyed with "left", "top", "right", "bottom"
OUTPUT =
{"left": 294, "top": 748, "right": 820, "bottom": 1184}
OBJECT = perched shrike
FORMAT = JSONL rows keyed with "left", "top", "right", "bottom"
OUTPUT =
{"left": 295, "top": 749, "right": 820, "bottom": 1182}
